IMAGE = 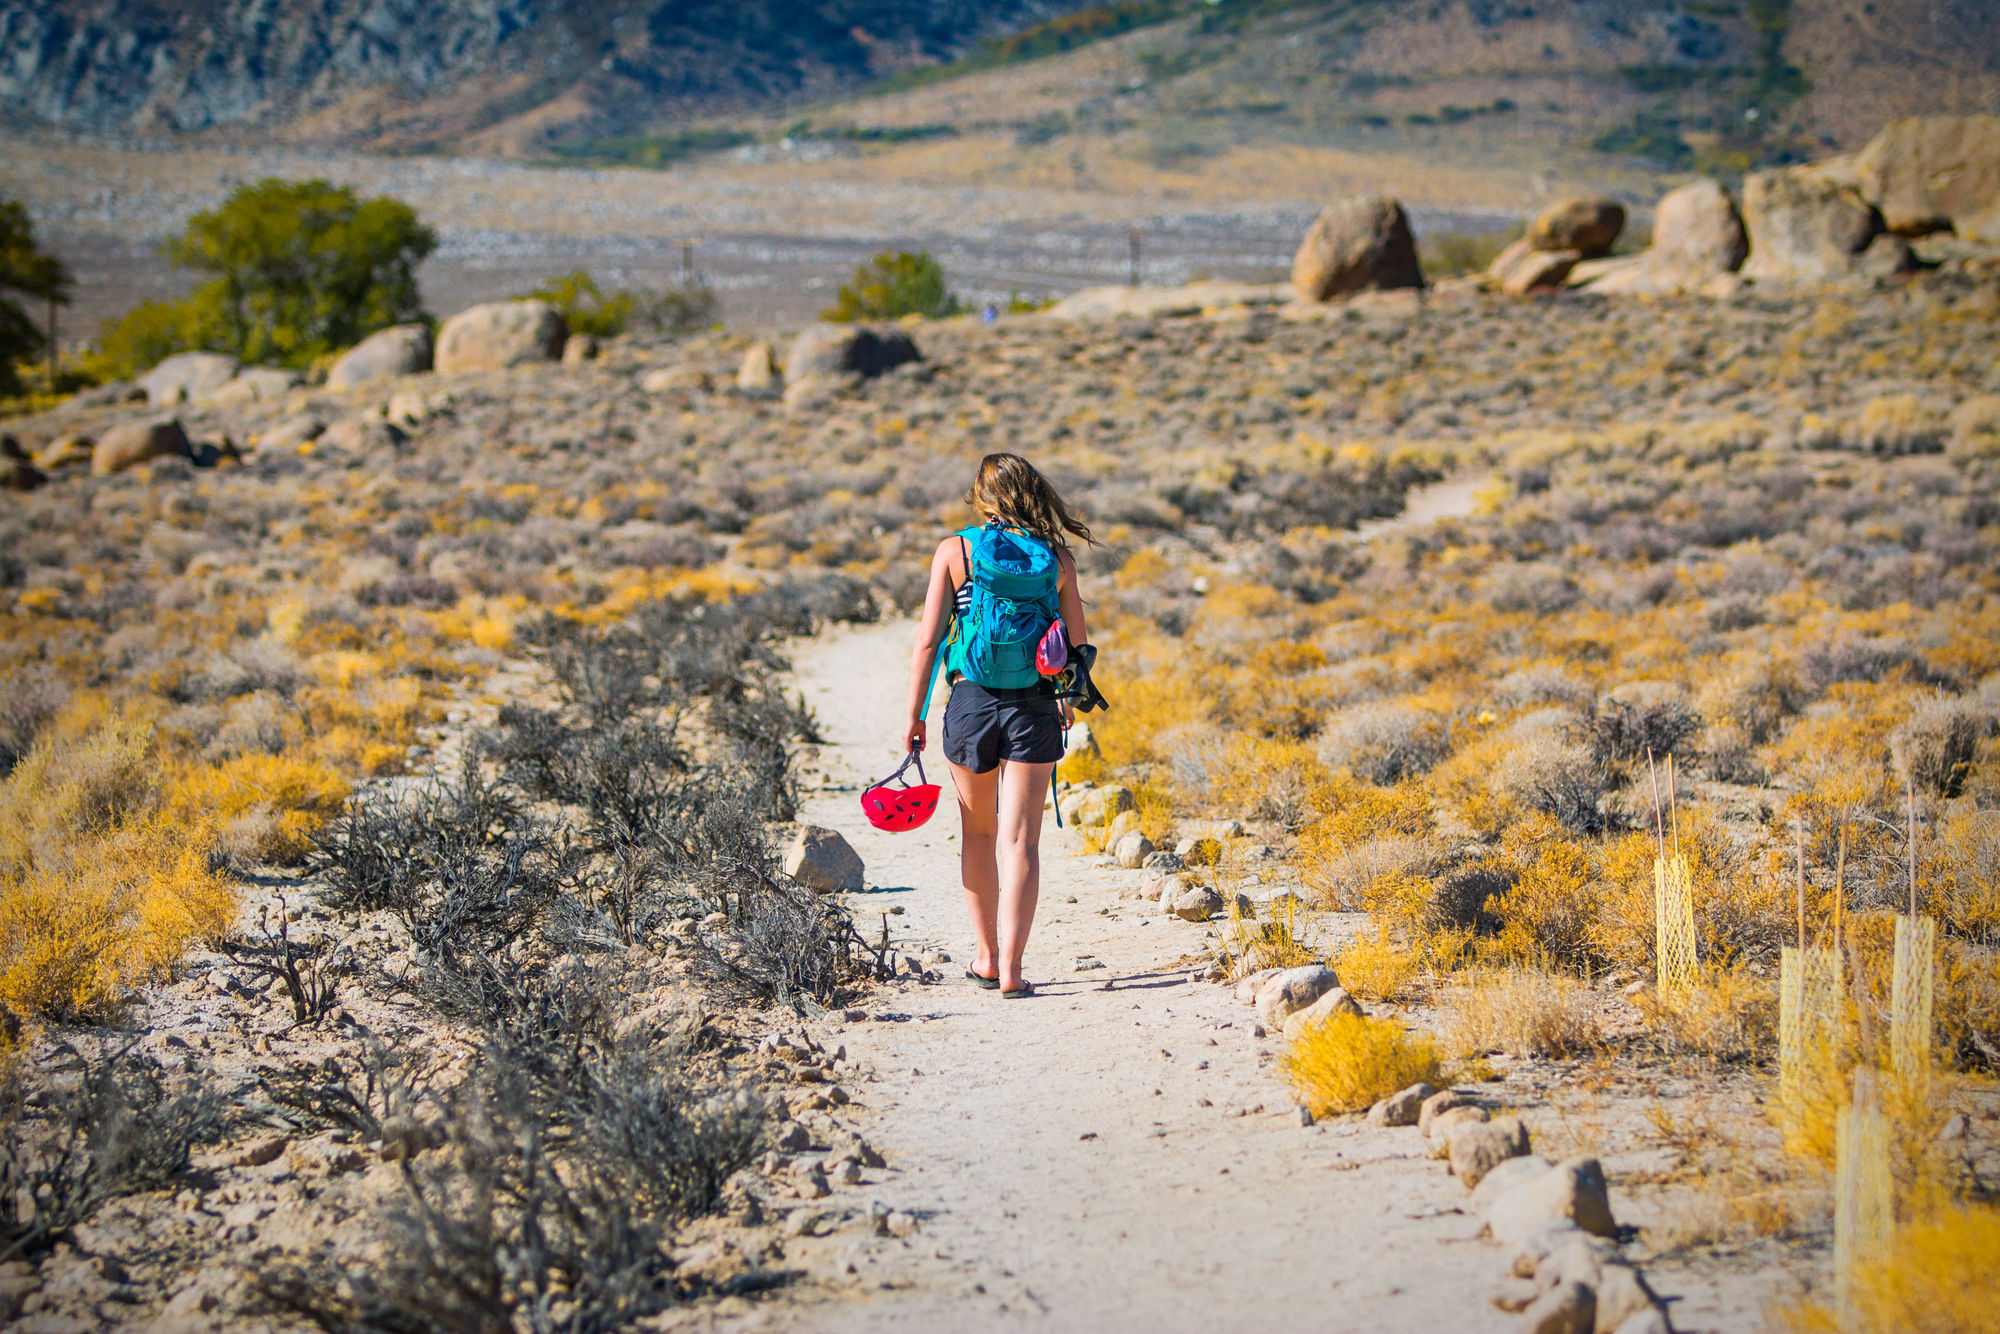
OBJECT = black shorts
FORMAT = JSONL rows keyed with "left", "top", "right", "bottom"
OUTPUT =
{"left": 942, "top": 679, "right": 1063, "bottom": 773}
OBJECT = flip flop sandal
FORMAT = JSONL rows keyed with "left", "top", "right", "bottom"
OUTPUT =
{"left": 965, "top": 969, "right": 1000, "bottom": 990}
{"left": 1000, "top": 981, "right": 1035, "bottom": 999}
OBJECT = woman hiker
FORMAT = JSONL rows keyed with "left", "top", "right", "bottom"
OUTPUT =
{"left": 904, "top": 453, "right": 1096, "bottom": 999}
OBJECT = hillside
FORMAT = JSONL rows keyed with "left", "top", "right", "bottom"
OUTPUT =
{"left": 786, "top": 0, "right": 2000, "bottom": 186}
{"left": 0, "top": 0, "right": 1088, "bottom": 152}
{"left": 2, "top": 0, "right": 1995, "bottom": 168}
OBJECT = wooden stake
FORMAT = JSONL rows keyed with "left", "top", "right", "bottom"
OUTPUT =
{"left": 1667, "top": 753, "right": 1681, "bottom": 859}
{"left": 1646, "top": 748, "right": 1666, "bottom": 859}
{"left": 1907, "top": 779, "right": 1919, "bottom": 918}
{"left": 1834, "top": 815, "right": 1849, "bottom": 961}
{"left": 1795, "top": 821, "right": 1807, "bottom": 952}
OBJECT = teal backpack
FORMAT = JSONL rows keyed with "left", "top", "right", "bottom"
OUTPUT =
{"left": 945, "top": 523, "right": 1060, "bottom": 690}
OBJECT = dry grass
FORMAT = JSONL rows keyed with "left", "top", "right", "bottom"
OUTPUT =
{"left": 1440, "top": 966, "right": 1602, "bottom": 1060}
{"left": 1282, "top": 1011, "right": 1443, "bottom": 1117}
{"left": 1776, "top": 1204, "right": 2000, "bottom": 1334}
{"left": 1334, "top": 927, "right": 1428, "bottom": 1004}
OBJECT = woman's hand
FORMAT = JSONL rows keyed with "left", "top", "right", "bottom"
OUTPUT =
{"left": 905, "top": 718, "right": 927, "bottom": 754}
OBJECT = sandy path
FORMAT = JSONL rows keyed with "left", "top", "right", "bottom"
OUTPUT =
{"left": 753, "top": 620, "right": 1517, "bottom": 1333}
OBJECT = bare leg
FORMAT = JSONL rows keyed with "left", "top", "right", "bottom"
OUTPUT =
{"left": 948, "top": 760, "right": 1001, "bottom": 979}
{"left": 994, "top": 759, "right": 1054, "bottom": 991}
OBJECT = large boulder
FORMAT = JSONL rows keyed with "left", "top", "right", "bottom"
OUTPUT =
{"left": 1279, "top": 985, "right": 1362, "bottom": 1039}
{"left": 435, "top": 301, "right": 566, "bottom": 373}
{"left": 1365, "top": 1081, "right": 1436, "bottom": 1127}
{"left": 1646, "top": 178, "right": 1748, "bottom": 285}
{"left": 782, "top": 825, "right": 864, "bottom": 895}
{"left": 1489, "top": 239, "right": 1581, "bottom": 294}
{"left": 1043, "top": 281, "right": 1287, "bottom": 321}
{"left": 1170, "top": 885, "right": 1225, "bottom": 921}
{"left": 737, "top": 339, "right": 780, "bottom": 396}
{"left": 1741, "top": 165, "right": 1884, "bottom": 282}
{"left": 1528, "top": 198, "right": 1625, "bottom": 257}
{"left": 1254, "top": 964, "right": 1341, "bottom": 1028}
{"left": 327, "top": 324, "right": 433, "bottom": 389}
{"left": 138, "top": 352, "right": 238, "bottom": 407}
{"left": 1486, "top": 1156, "right": 1618, "bottom": 1245}
{"left": 206, "top": 367, "right": 299, "bottom": 408}
{"left": 784, "top": 324, "right": 920, "bottom": 380}
{"left": 1112, "top": 831, "right": 1155, "bottom": 868}
{"left": 1855, "top": 115, "right": 2000, "bottom": 242}
{"left": 1446, "top": 1114, "right": 1531, "bottom": 1190}
{"left": 1290, "top": 196, "right": 1424, "bottom": 303}
{"left": 92, "top": 419, "right": 190, "bottom": 475}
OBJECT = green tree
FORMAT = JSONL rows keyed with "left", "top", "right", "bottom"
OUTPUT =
{"left": 824, "top": 250, "right": 960, "bottom": 322}
{"left": 97, "top": 178, "right": 434, "bottom": 375}
{"left": 0, "top": 199, "right": 71, "bottom": 397}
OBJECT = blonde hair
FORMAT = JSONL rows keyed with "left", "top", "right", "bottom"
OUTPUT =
{"left": 966, "top": 453, "right": 1095, "bottom": 553}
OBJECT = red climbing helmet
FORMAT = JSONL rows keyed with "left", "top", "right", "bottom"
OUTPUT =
{"left": 861, "top": 749, "right": 941, "bottom": 832}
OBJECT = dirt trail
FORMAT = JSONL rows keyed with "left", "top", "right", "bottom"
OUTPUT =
{"left": 731, "top": 610, "right": 1786, "bottom": 1334}
{"left": 756, "top": 620, "right": 1515, "bottom": 1333}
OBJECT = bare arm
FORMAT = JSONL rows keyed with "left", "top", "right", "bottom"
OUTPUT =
{"left": 1056, "top": 548, "right": 1088, "bottom": 727}
{"left": 1057, "top": 547, "right": 1088, "bottom": 648}
{"left": 905, "top": 538, "right": 961, "bottom": 752}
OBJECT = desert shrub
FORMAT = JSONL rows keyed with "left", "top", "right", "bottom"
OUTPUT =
{"left": 1935, "top": 809, "right": 2000, "bottom": 947}
{"left": 0, "top": 667, "right": 66, "bottom": 774}
{"left": 1590, "top": 680, "right": 1702, "bottom": 767}
{"left": 167, "top": 752, "right": 351, "bottom": 864}
{"left": 1594, "top": 807, "right": 1783, "bottom": 970}
{"left": 1441, "top": 967, "right": 1601, "bottom": 1058}
{"left": 1698, "top": 721, "right": 1766, "bottom": 784}
{"left": 1697, "top": 660, "right": 1805, "bottom": 744}
{"left": 0, "top": 1038, "right": 223, "bottom": 1259}
{"left": 1335, "top": 927, "right": 1428, "bottom": 1002}
{"left": 684, "top": 876, "right": 859, "bottom": 1008}
{"left": 0, "top": 700, "right": 245, "bottom": 1020}
{"left": 1282, "top": 1011, "right": 1443, "bottom": 1116}
{"left": 1797, "top": 634, "right": 1932, "bottom": 694}
{"left": 629, "top": 282, "right": 719, "bottom": 336}
{"left": 1776, "top": 1204, "right": 2000, "bottom": 1334}
{"left": 1937, "top": 939, "right": 1999, "bottom": 1070}
{"left": 99, "top": 178, "right": 434, "bottom": 372}
{"left": 0, "top": 707, "right": 151, "bottom": 872}
{"left": 1891, "top": 693, "right": 1995, "bottom": 799}
{"left": 1850, "top": 394, "right": 1948, "bottom": 455}
{"left": 1209, "top": 736, "right": 1331, "bottom": 829}
{"left": 1489, "top": 818, "right": 1599, "bottom": 966}
{"left": 1947, "top": 395, "right": 2000, "bottom": 462}
{"left": 1639, "top": 962, "right": 1776, "bottom": 1060}
{"left": 1493, "top": 664, "right": 1592, "bottom": 711}
{"left": 1430, "top": 860, "right": 1514, "bottom": 937}
{"left": 1304, "top": 832, "right": 1452, "bottom": 912}
{"left": 1157, "top": 721, "right": 1232, "bottom": 796}
{"left": 824, "top": 249, "right": 960, "bottom": 322}
{"left": 1491, "top": 709, "right": 1610, "bottom": 834}
{"left": 1485, "top": 560, "right": 1580, "bottom": 615}
{"left": 1317, "top": 699, "right": 1451, "bottom": 785}
{"left": 263, "top": 1004, "right": 761, "bottom": 1334}
{"left": 521, "top": 269, "right": 630, "bottom": 338}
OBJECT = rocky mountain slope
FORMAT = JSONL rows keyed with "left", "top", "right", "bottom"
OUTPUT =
{"left": 0, "top": 0, "right": 1087, "bottom": 150}
{"left": 2, "top": 0, "right": 1996, "bottom": 161}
